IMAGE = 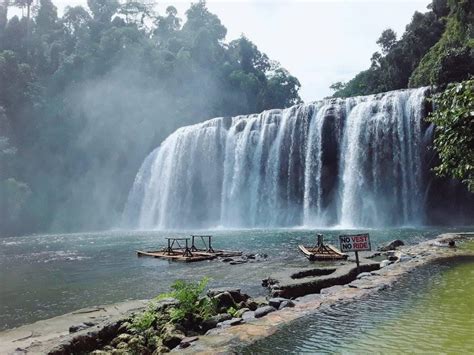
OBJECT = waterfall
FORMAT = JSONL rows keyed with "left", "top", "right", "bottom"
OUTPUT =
{"left": 124, "top": 87, "right": 429, "bottom": 229}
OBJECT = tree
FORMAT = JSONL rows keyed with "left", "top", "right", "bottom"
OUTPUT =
{"left": 329, "top": 81, "right": 346, "bottom": 92}
{"left": 87, "top": 0, "right": 119, "bottom": 23}
{"left": 428, "top": 79, "right": 474, "bottom": 191}
{"left": 376, "top": 28, "right": 397, "bottom": 54}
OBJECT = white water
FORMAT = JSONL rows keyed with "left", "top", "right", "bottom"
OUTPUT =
{"left": 124, "top": 88, "right": 429, "bottom": 229}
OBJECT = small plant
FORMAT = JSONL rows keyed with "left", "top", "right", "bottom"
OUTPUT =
{"left": 227, "top": 306, "right": 237, "bottom": 317}
{"left": 129, "top": 307, "right": 156, "bottom": 332}
{"left": 155, "top": 277, "right": 216, "bottom": 323}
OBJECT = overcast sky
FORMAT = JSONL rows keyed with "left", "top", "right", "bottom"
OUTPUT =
{"left": 14, "top": 0, "right": 430, "bottom": 101}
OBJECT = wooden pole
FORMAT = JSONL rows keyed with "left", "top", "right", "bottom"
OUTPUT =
{"left": 355, "top": 251, "right": 360, "bottom": 274}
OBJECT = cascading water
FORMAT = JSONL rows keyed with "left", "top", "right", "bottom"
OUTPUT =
{"left": 124, "top": 87, "right": 429, "bottom": 229}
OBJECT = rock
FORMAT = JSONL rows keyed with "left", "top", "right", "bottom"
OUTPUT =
{"left": 161, "top": 324, "right": 185, "bottom": 349}
{"left": 268, "top": 297, "right": 289, "bottom": 308}
{"left": 201, "top": 313, "right": 232, "bottom": 331}
{"left": 69, "top": 322, "right": 94, "bottom": 333}
{"left": 208, "top": 287, "right": 241, "bottom": 297}
{"left": 179, "top": 336, "right": 199, "bottom": 349}
{"left": 379, "top": 239, "right": 405, "bottom": 251}
{"left": 154, "top": 297, "right": 179, "bottom": 311}
{"left": 230, "top": 259, "right": 248, "bottom": 265}
{"left": 356, "top": 272, "right": 372, "bottom": 279}
{"left": 320, "top": 285, "right": 345, "bottom": 296}
{"left": 221, "top": 257, "right": 234, "bottom": 262}
{"left": 152, "top": 345, "right": 170, "bottom": 354}
{"left": 278, "top": 300, "right": 295, "bottom": 310}
{"left": 245, "top": 300, "right": 258, "bottom": 311}
{"left": 253, "top": 296, "right": 268, "bottom": 306}
{"left": 116, "top": 342, "right": 129, "bottom": 349}
{"left": 388, "top": 255, "right": 398, "bottom": 262}
{"left": 91, "top": 351, "right": 109, "bottom": 355}
{"left": 398, "top": 254, "right": 412, "bottom": 262}
{"left": 213, "top": 291, "right": 236, "bottom": 309}
{"left": 241, "top": 311, "right": 255, "bottom": 320}
{"left": 254, "top": 306, "right": 276, "bottom": 318}
{"left": 111, "top": 333, "right": 132, "bottom": 347}
{"left": 217, "top": 317, "right": 243, "bottom": 328}
{"left": 234, "top": 307, "right": 250, "bottom": 318}
{"left": 245, "top": 253, "right": 256, "bottom": 259}
{"left": 380, "top": 260, "right": 391, "bottom": 268}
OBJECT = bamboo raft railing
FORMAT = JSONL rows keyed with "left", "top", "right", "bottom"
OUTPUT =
{"left": 136, "top": 235, "right": 242, "bottom": 262}
{"left": 298, "top": 234, "right": 348, "bottom": 261}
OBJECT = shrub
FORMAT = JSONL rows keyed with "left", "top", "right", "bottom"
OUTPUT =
{"left": 427, "top": 79, "right": 474, "bottom": 191}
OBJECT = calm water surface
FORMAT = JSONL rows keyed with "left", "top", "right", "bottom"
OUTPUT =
{"left": 244, "top": 250, "right": 474, "bottom": 354}
{"left": 0, "top": 227, "right": 470, "bottom": 330}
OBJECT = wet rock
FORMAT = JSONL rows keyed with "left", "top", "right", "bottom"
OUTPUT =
{"left": 221, "top": 257, "right": 234, "bottom": 262}
{"left": 356, "top": 272, "right": 372, "bottom": 279}
{"left": 230, "top": 259, "right": 248, "bottom": 265}
{"left": 278, "top": 300, "right": 295, "bottom": 310}
{"left": 379, "top": 239, "right": 405, "bottom": 251}
{"left": 254, "top": 306, "right": 276, "bottom": 318}
{"left": 245, "top": 254, "right": 256, "bottom": 259}
{"left": 380, "top": 260, "right": 391, "bottom": 268}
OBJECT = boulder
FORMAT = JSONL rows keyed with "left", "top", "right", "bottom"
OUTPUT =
{"left": 213, "top": 291, "right": 236, "bottom": 310}
{"left": 254, "top": 306, "right": 276, "bottom": 318}
{"left": 379, "top": 240, "right": 404, "bottom": 251}
{"left": 268, "top": 297, "right": 289, "bottom": 308}
{"left": 201, "top": 313, "right": 232, "bottom": 331}
{"left": 356, "top": 272, "right": 372, "bottom": 279}
{"left": 380, "top": 260, "right": 391, "bottom": 268}
{"left": 161, "top": 324, "right": 185, "bottom": 349}
{"left": 278, "top": 300, "right": 295, "bottom": 310}
{"left": 217, "top": 318, "right": 243, "bottom": 328}
{"left": 245, "top": 300, "right": 258, "bottom": 311}
{"left": 241, "top": 311, "right": 256, "bottom": 320}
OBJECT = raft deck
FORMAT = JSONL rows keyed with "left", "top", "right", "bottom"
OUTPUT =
{"left": 136, "top": 235, "right": 242, "bottom": 262}
{"left": 299, "top": 243, "right": 348, "bottom": 261}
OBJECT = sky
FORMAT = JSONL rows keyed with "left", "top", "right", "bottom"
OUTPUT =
{"left": 13, "top": 0, "right": 430, "bottom": 101}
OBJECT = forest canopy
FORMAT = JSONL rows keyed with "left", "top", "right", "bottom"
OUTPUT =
{"left": 330, "top": 0, "right": 474, "bottom": 98}
{"left": 0, "top": 0, "right": 301, "bottom": 235}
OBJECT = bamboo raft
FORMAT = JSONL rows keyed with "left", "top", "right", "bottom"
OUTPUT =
{"left": 136, "top": 235, "right": 242, "bottom": 262}
{"left": 299, "top": 234, "right": 348, "bottom": 261}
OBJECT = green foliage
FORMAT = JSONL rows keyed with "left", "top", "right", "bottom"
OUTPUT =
{"left": 0, "top": 0, "right": 301, "bottom": 236}
{"left": 227, "top": 306, "right": 237, "bottom": 317}
{"left": 156, "top": 277, "right": 216, "bottom": 322}
{"left": 332, "top": 0, "right": 473, "bottom": 98}
{"left": 427, "top": 79, "right": 474, "bottom": 191}
{"left": 129, "top": 306, "right": 157, "bottom": 332}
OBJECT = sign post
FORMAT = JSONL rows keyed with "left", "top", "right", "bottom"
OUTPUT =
{"left": 339, "top": 234, "right": 371, "bottom": 274}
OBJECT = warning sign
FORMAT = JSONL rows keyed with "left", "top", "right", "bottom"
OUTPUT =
{"left": 339, "top": 234, "right": 371, "bottom": 252}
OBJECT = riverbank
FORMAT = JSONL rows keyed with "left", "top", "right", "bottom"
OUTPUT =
{"left": 0, "top": 232, "right": 472, "bottom": 354}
